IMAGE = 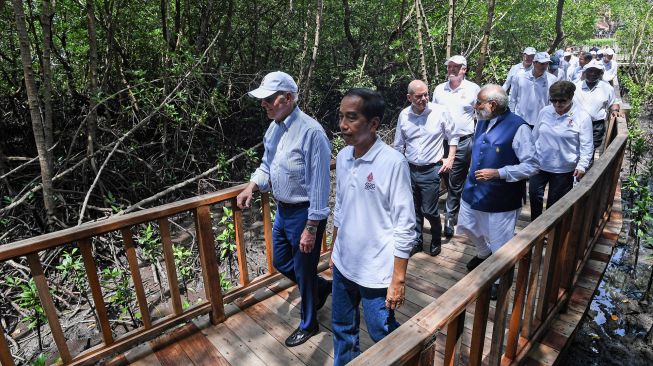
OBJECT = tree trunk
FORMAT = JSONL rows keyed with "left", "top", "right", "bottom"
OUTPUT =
{"left": 12, "top": 0, "right": 57, "bottom": 227}
{"left": 548, "top": 0, "right": 565, "bottom": 53}
{"left": 342, "top": 0, "right": 360, "bottom": 66}
{"left": 417, "top": 0, "right": 440, "bottom": 81}
{"left": 475, "top": 0, "right": 496, "bottom": 83}
{"left": 414, "top": 0, "right": 428, "bottom": 84}
{"left": 86, "top": 0, "right": 99, "bottom": 172}
{"left": 302, "top": 0, "right": 323, "bottom": 108}
{"left": 40, "top": 0, "right": 55, "bottom": 154}
{"left": 446, "top": 0, "right": 456, "bottom": 59}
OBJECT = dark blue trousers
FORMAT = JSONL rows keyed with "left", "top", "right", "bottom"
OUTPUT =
{"left": 410, "top": 163, "right": 442, "bottom": 246}
{"left": 272, "top": 204, "right": 328, "bottom": 331}
{"left": 528, "top": 170, "right": 574, "bottom": 220}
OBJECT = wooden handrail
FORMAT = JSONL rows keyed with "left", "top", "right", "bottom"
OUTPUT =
{"left": 0, "top": 178, "right": 332, "bottom": 365}
{"left": 352, "top": 114, "right": 628, "bottom": 365}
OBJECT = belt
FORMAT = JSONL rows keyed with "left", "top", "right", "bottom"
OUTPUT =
{"left": 592, "top": 119, "right": 605, "bottom": 124}
{"left": 458, "top": 133, "right": 474, "bottom": 142}
{"left": 409, "top": 162, "right": 438, "bottom": 171}
{"left": 277, "top": 201, "right": 309, "bottom": 209}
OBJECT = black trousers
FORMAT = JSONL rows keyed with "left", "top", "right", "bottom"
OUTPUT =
{"left": 528, "top": 170, "right": 574, "bottom": 221}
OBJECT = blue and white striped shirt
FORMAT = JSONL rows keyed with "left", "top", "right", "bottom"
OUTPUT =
{"left": 250, "top": 107, "right": 331, "bottom": 220}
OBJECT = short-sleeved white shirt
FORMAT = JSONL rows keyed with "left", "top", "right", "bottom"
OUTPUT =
{"left": 432, "top": 79, "right": 481, "bottom": 136}
{"left": 573, "top": 80, "right": 617, "bottom": 121}
{"left": 332, "top": 137, "right": 416, "bottom": 288}
{"left": 602, "top": 59, "right": 617, "bottom": 82}
{"left": 503, "top": 62, "right": 533, "bottom": 91}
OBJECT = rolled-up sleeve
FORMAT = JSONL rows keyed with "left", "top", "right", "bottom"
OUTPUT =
{"left": 576, "top": 113, "right": 594, "bottom": 172}
{"left": 250, "top": 128, "right": 273, "bottom": 192}
{"left": 306, "top": 129, "right": 331, "bottom": 220}
{"left": 498, "top": 124, "right": 540, "bottom": 181}
{"left": 389, "top": 159, "right": 417, "bottom": 259}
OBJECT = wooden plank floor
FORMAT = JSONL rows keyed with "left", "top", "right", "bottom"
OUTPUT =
{"left": 111, "top": 193, "right": 622, "bottom": 366}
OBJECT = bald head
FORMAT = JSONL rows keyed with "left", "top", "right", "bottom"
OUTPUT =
{"left": 406, "top": 80, "right": 429, "bottom": 114}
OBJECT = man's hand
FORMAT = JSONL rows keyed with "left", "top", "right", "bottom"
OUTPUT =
{"left": 610, "top": 109, "right": 621, "bottom": 119}
{"left": 439, "top": 157, "right": 454, "bottom": 174}
{"left": 385, "top": 257, "right": 408, "bottom": 310}
{"left": 236, "top": 183, "right": 255, "bottom": 209}
{"left": 573, "top": 169, "right": 585, "bottom": 181}
{"left": 474, "top": 168, "right": 500, "bottom": 182}
{"left": 299, "top": 228, "right": 316, "bottom": 253}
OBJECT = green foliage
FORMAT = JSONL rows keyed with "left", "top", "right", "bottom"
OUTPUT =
{"left": 136, "top": 224, "right": 161, "bottom": 263}
{"left": 31, "top": 353, "right": 48, "bottom": 366}
{"left": 173, "top": 244, "right": 192, "bottom": 283}
{"left": 6, "top": 277, "right": 47, "bottom": 330}
{"left": 216, "top": 207, "right": 236, "bottom": 261}
{"left": 104, "top": 192, "right": 123, "bottom": 214}
{"left": 56, "top": 248, "right": 86, "bottom": 291}
{"left": 102, "top": 267, "right": 136, "bottom": 322}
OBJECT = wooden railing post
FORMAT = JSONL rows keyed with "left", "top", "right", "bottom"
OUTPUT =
{"left": 469, "top": 286, "right": 491, "bottom": 366}
{"left": 79, "top": 239, "right": 114, "bottom": 345}
{"left": 195, "top": 205, "right": 226, "bottom": 325}
{"left": 488, "top": 269, "right": 514, "bottom": 366}
{"left": 0, "top": 320, "right": 15, "bottom": 366}
{"left": 444, "top": 311, "right": 466, "bottom": 366}
{"left": 121, "top": 228, "right": 152, "bottom": 328}
{"left": 261, "top": 192, "right": 276, "bottom": 274}
{"left": 25, "top": 253, "right": 73, "bottom": 363}
{"left": 522, "top": 238, "right": 545, "bottom": 337}
{"left": 231, "top": 198, "right": 250, "bottom": 287}
{"left": 505, "top": 249, "right": 532, "bottom": 359}
{"left": 158, "top": 218, "right": 183, "bottom": 316}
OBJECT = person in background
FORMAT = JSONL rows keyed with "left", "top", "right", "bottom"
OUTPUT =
{"left": 602, "top": 48, "right": 617, "bottom": 85}
{"left": 457, "top": 85, "right": 539, "bottom": 300}
{"left": 502, "top": 47, "right": 536, "bottom": 92}
{"left": 432, "top": 55, "right": 480, "bottom": 238}
{"left": 548, "top": 54, "right": 566, "bottom": 81}
{"left": 509, "top": 52, "right": 558, "bottom": 127}
{"left": 394, "top": 80, "right": 459, "bottom": 257}
{"left": 529, "top": 81, "right": 593, "bottom": 220}
{"left": 236, "top": 71, "right": 332, "bottom": 347}
{"left": 331, "top": 88, "right": 416, "bottom": 365}
{"left": 568, "top": 52, "right": 593, "bottom": 83}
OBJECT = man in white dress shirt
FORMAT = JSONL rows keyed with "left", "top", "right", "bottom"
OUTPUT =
{"left": 237, "top": 71, "right": 332, "bottom": 347}
{"left": 568, "top": 52, "right": 593, "bottom": 83}
{"left": 602, "top": 48, "right": 617, "bottom": 85}
{"left": 509, "top": 52, "right": 558, "bottom": 126}
{"left": 502, "top": 47, "right": 536, "bottom": 92}
{"left": 432, "top": 55, "right": 480, "bottom": 237}
{"left": 457, "top": 84, "right": 539, "bottom": 299}
{"left": 394, "top": 80, "right": 460, "bottom": 256}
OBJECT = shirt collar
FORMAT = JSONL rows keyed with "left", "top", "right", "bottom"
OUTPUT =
{"left": 346, "top": 136, "right": 384, "bottom": 162}
{"left": 276, "top": 106, "right": 300, "bottom": 128}
{"left": 407, "top": 102, "right": 432, "bottom": 117}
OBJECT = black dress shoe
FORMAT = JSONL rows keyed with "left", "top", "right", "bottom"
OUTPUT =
{"left": 429, "top": 243, "right": 441, "bottom": 256}
{"left": 316, "top": 280, "right": 332, "bottom": 311}
{"left": 443, "top": 226, "right": 454, "bottom": 238}
{"left": 409, "top": 244, "right": 423, "bottom": 257}
{"left": 490, "top": 283, "right": 499, "bottom": 301}
{"left": 466, "top": 255, "right": 487, "bottom": 271}
{"left": 285, "top": 325, "right": 319, "bottom": 347}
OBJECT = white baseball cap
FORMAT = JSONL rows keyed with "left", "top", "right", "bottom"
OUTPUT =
{"left": 248, "top": 71, "right": 298, "bottom": 99}
{"left": 523, "top": 47, "right": 536, "bottom": 55}
{"left": 445, "top": 55, "right": 467, "bottom": 66}
{"left": 563, "top": 51, "right": 572, "bottom": 57}
{"left": 590, "top": 50, "right": 597, "bottom": 55}
{"left": 583, "top": 61, "right": 604, "bottom": 72}
{"left": 597, "top": 49, "right": 604, "bottom": 55}
{"left": 534, "top": 52, "right": 551, "bottom": 63}
{"left": 604, "top": 48, "right": 615, "bottom": 56}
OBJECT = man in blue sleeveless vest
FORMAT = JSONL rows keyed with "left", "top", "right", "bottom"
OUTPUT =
{"left": 457, "top": 84, "right": 539, "bottom": 299}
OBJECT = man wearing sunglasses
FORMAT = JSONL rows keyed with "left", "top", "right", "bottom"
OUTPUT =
{"left": 509, "top": 52, "right": 558, "bottom": 127}
{"left": 237, "top": 71, "right": 332, "bottom": 347}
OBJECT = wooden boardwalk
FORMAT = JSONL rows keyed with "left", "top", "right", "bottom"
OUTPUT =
{"left": 107, "top": 194, "right": 622, "bottom": 366}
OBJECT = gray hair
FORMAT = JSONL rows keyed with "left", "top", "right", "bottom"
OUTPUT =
{"left": 291, "top": 91, "right": 299, "bottom": 103}
{"left": 480, "top": 84, "right": 508, "bottom": 111}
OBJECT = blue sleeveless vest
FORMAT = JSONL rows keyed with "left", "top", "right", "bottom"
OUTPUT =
{"left": 461, "top": 111, "right": 528, "bottom": 212}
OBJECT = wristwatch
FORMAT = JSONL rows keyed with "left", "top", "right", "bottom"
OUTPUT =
{"left": 305, "top": 225, "right": 318, "bottom": 235}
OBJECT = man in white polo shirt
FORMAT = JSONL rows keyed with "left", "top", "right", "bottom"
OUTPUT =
{"left": 394, "top": 80, "right": 459, "bottom": 256}
{"left": 602, "top": 48, "right": 617, "bottom": 85}
{"left": 568, "top": 52, "right": 593, "bottom": 83}
{"left": 331, "top": 88, "right": 416, "bottom": 365}
{"left": 573, "top": 62, "right": 620, "bottom": 160}
{"left": 502, "top": 47, "right": 536, "bottom": 92}
{"left": 432, "top": 55, "right": 480, "bottom": 237}
{"left": 509, "top": 52, "right": 558, "bottom": 126}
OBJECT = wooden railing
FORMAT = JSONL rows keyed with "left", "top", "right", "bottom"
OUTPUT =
{"left": 351, "top": 119, "right": 627, "bottom": 364}
{"left": 0, "top": 186, "right": 329, "bottom": 366}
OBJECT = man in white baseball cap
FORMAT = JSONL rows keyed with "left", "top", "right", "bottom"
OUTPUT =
{"left": 602, "top": 48, "right": 617, "bottom": 84}
{"left": 238, "top": 71, "right": 332, "bottom": 347}
{"left": 432, "top": 55, "right": 480, "bottom": 238}
{"left": 502, "top": 46, "right": 536, "bottom": 92}
{"left": 509, "top": 52, "right": 557, "bottom": 126}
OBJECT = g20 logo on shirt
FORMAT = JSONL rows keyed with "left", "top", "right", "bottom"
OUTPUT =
{"left": 365, "top": 172, "right": 376, "bottom": 191}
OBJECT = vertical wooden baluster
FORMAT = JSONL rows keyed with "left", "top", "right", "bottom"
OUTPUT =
{"left": 469, "top": 286, "right": 491, "bottom": 366}
{"left": 576, "top": 193, "right": 596, "bottom": 269}
{"left": 261, "top": 192, "right": 275, "bottom": 274}
{"left": 549, "top": 213, "right": 572, "bottom": 306}
{"left": 158, "top": 218, "right": 183, "bottom": 316}
{"left": 522, "top": 238, "right": 545, "bottom": 337}
{"left": 537, "top": 224, "right": 562, "bottom": 321}
{"left": 488, "top": 269, "right": 514, "bottom": 366}
{"left": 505, "top": 249, "right": 532, "bottom": 359}
{"left": 195, "top": 205, "right": 226, "bottom": 325}
{"left": 444, "top": 311, "right": 466, "bottom": 366}
{"left": 231, "top": 198, "right": 250, "bottom": 287}
{"left": 25, "top": 253, "right": 72, "bottom": 363}
{"left": 560, "top": 204, "right": 582, "bottom": 293}
{"left": 121, "top": 228, "right": 152, "bottom": 328}
{"left": 0, "top": 319, "right": 15, "bottom": 366}
{"left": 79, "top": 239, "right": 114, "bottom": 345}
{"left": 417, "top": 334, "right": 437, "bottom": 366}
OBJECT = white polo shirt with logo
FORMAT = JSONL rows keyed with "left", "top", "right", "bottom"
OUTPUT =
{"left": 573, "top": 80, "right": 617, "bottom": 122}
{"left": 332, "top": 137, "right": 416, "bottom": 288}
{"left": 432, "top": 79, "right": 481, "bottom": 136}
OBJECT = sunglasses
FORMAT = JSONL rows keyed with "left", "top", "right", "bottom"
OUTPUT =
{"left": 549, "top": 98, "right": 571, "bottom": 104}
{"left": 263, "top": 92, "right": 283, "bottom": 104}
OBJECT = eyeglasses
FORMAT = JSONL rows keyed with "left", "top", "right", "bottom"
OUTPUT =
{"left": 475, "top": 99, "right": 489, "bottom": 106}
{"left": 263, "top": 92, "right": 283, "bottom": 104}
{"left": 549, "top": 98, "right": 571, "bottom": 104}
{"left": 412, "top": 93, "right": 429, "bottom": 99}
